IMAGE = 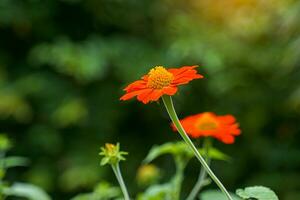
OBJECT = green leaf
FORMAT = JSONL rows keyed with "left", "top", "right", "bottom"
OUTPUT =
{"left": 0, "top": 156, "right": 30, "bottom": 168}
{"left": 93, "top": 182, "right": 121, "bottom": 198}
{"left": 70, "top": 193, "right": 94, "bottom": 200}
{"left": 137, "top": 183, "right": 173, "bottom": 200}
{"left": 200, "top": 190, "right": 241, "bottom": 200}
{"left": 144, "top": 141, "right": 230, "bottom": 163}
{"left": 100, "top": 157, "right": 110, "bottom": 166}
{"left": 199, "top": 147, "right": 230, "bottom": 161}
{"left": 71, "top": 182, "right": 121, "bottom": 200}
{"left": 236, "top": 186, "right": 279, "bottom": 200}
{"left": 143, "top": 142, "right": 192, "bottom": 163}
{"left": 3, "top": 182, "right": 51, "bottom": 200}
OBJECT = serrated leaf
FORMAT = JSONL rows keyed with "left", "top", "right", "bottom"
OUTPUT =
{"left": 200, "top": 190, "right": 241, "bottom": 200}
{"left": 3, "top": 182, "right": 51, "bottom": 200}
{"left": 236, "top": 186, "right": 279, "bottom": 200}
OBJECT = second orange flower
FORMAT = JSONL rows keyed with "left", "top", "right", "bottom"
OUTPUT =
{"left": 172, "top": 112, "right": 241, "bottom": 144}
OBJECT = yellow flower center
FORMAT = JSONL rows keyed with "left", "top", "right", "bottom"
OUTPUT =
{"left": 105, "top": 143, "right": 117, "bottom": 156}
{"left": 196, "top": 113, "right": 219, "bottom": 131}
{"left": 147, "top": 66, "right": 174, "bottom": 89}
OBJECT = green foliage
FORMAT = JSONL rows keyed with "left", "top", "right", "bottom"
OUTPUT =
{"left": 0, "top": 135, "right": 51, "bottom": 200}
{"left": 0, "top": 0, "right": 300, "bottom": 198}
{"left": 0, "top": 156, "right": 29, "bottom": 168}
{"left": 0, "top": 134, "right": 12, "bottom": 151}
{"left": 71, "top": 182, "right": 121, "bottom": 200}
{"left": 144, "top": 141, "right": 229, "bottom": 164}
{"left": 200, "top": 190, "right": 241, "bottom": 200}
{"left": 136, "top": 164, "right": 161, "bottom": 187}
{"left": 2, "top": 182, "right": 51, "bottom": 200}
{"left": 29, "top": 38, "right": 108, "bottom": 83}
{"left": 236, "top": 186, "right": 279, "bottom": 200}
{"left": 51, "top": 98, "right": 87, "bottom": 127}
{"left": 59, "top": 165, "right": 102, "bottom": 192}
{"left": 0, "top": 92, "right": 32, "bottom": 122}
{"left": 143, "top": 142, "right": 192, "bottom": 164}
{"left": 137, "top": 184, "right": 173, "bottom": 200}
{"left": 139, "top": 141, "right": 230, "bottom": 200}
{"left": 200, "top": 148, "right": 230, "bottom": 161}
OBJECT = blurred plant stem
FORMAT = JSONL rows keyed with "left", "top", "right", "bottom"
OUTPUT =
{"left": 162, "top": 96, "right": 233, "bottom": 200}
{"left": 186, "top": 138, "right": 211, "bottom": 200}
{"left": 172, "top": 156, "right": 187, "bottom": 200}
{"left": 111, "top": 163, "right": 130, "bottom": 200}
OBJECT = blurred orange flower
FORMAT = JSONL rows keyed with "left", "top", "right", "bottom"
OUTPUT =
{"left": 120, "top": 66, "right": 203, "bottom": 104}
{"left": 173, "top": 112, "right": 241, "bottom": 144}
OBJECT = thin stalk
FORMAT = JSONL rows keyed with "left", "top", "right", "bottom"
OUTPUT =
{"left": 111, "top": 163, "right": 130, "bottom": 200}
{"left": 162, "top": 96, "right": 233, "bottom": 200}
{"left": 172, "top": 156, "right": 186, "bottom": 200}
{"left": 186, "top": 139, "right": 211, "bottom": 200}
{"left": 0, "top": 151, "right": 6, "bottom": 183}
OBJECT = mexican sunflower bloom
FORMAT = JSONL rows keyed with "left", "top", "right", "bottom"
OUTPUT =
{"left": 173, "top": 112, "right": 241, "bottom": 144}
{"left": 120, "top": 66, "right": 203, "bottom": 104}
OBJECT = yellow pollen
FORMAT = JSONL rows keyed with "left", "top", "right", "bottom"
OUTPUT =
{"left": 196, "top": 113, "right": 219, "bottom": 131}
{"left": 147, "top": 66, "right": 174, "bottom": 89}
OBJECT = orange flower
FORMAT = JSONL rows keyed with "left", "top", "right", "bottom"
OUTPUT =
{"left": 173, "top": 112, "right": 241, "bottom": 144}
{"left": 120, "top": 66, "right": 203, "bottom": 104}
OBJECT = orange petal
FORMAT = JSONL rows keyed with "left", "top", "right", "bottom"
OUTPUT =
{"left": 137, "top": 89, "right": 154, "bottom": 104}
{"left": 148, "top": 89, "right": 164, "bottom": 101}
{"left": 173, "top": 72, "right": 203, "bottom": 85}
{"left": 218, "top": 115, "right": 236, "bottom": 124}
{"left": 230, "top": 124, "right": 241, "bottom": 135}
{"left": 173, "top": 70, "right": 201, "bottom": 80}
{"left": 219, "top": 135, "right": 235, "bottom": 144}
{"left": 212, "top": 131, "right": 235, "bottom": 144}
{"left": 168, "top": 66, "right": 198, "bottom": 76}
{"left": 162, "top": 86, "right": 178, "bottom": 95}
{"left": 124, "top": 80, "right": 147, "bottom": 92}
{"left": 120, "top": 89, "right": 149, "bottom": 101}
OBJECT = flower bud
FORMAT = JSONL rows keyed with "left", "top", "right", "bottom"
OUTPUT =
{"left": 136, "top": 164, "right": 160, "bottom": 187}
{"left": 99, "top": 143, "right": 128, "bottom": 166}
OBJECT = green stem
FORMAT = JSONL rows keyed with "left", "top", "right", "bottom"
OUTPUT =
{"left": 172, "top": 156, "right": 186, "bottom": 200}
{"left": 111, "top": 163, "right": 130, "bottom": 200}
{"left": 186, "top": 138, "right": 211, "bottom": 200}
{"left": 162, "top": 96, "right": 233, "bottom": 200}
{"left": 0, "top": 151, "right": 6, "bottom": 183}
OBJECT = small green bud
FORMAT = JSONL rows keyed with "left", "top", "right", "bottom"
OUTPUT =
{"left": 99, "top": 143, "right": 128, "bottom": 166}
{"left": 136, "top": 164, "right": 160, "bottom": 187}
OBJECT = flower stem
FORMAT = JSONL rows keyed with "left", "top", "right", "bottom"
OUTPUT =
{"left": 162, "top": 95, "right": 233, "bottom": 200}
{"left": 172, "top": 156, "right": 186, "bottom": 200}
{"left": 186, "top": 138, "right": 211, "bottom": 200}
{"left": 111, "top": 163, "right": 130, "bottom": 200}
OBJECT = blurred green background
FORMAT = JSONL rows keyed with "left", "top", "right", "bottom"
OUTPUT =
{"left": 1, "top": 0, "right": 300, "bottom": 199}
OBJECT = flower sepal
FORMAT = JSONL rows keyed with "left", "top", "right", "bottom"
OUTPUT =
{"left": 99, "top": 143, "right": 128, "bottom": 166}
